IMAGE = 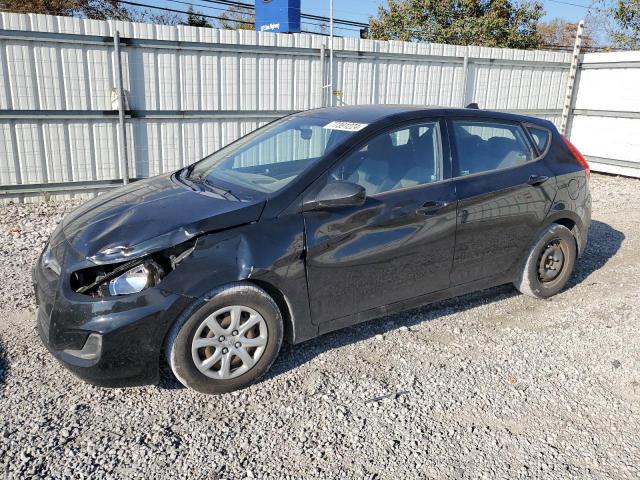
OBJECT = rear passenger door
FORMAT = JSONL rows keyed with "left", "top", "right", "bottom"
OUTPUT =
{"left": 448, "top": 118, "right": 557, "bottom": 286}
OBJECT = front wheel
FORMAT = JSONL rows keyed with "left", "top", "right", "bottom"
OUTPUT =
{"left": 165, "top": 284, "right": 283, "bottom": 394}
{"left": 514, "top": 224, "right": 577, "bottom": 299}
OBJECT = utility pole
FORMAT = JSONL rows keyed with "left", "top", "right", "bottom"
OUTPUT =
{"left": 114, "top": 31, "right": 130, "bottom": 184}
{"left": 329, "top": 0, "right": 334, "bottom": 107}
{"left": 560, "top": 20, "right": 585, "bottom": 135}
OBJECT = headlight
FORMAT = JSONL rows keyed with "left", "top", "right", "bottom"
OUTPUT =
{"left": 71, "top": 240, "right": 195, "bottom": 297}
{"left": 108, "top": 260, "right": 163, "bottom": 296}
{"left": 42, "top": 245, "right": 61, "bottom": 275}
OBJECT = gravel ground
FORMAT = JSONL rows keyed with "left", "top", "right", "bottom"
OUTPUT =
{"left": 1, "top": 173, "right": 639, "bottom": 479}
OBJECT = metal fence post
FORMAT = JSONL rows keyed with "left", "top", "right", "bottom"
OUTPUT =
{"left": 460, "top": 47, "right": 469, "bottom": 107}
{"left": 114, "top": 31, "right": 130, "bottom": 185}
{"left": 329, "top": 0, "right": 334, "bottom": 107}
{"left": 320, "top": 43, "right": 326, "bottom": 108}
{"left": 560, "top": 20, "right": 584, "bottom": 135}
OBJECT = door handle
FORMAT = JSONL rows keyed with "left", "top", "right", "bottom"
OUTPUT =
{"left": 416, "top": 200, "right": 448, "bottom": 215}
{"left": 527, "top": 174, "right": 549, "bottom": 186}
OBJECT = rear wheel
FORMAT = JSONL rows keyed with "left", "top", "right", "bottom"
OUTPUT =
{"left": 165, "top": 284, "right": 283, "bottom": 394}
{"left": 514, "top": 224, "right": 577, "bottom": 299}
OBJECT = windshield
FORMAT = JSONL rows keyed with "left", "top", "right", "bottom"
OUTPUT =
{"left": 187, "top": 115, "right": 364, "bottom": 195}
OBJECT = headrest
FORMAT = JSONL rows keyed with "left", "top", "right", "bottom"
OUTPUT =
{"left": 369, "top": 134, "right": 394, "bottom": 156}
{"left": 487, "top": 136, "right": 518, "bottom": 155}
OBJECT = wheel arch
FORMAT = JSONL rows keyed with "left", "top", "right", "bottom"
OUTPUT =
{"left": 161, "top": 281, "right": 283, "bottom": 383}
{"left": 158, "top": 216, "right": 317, "bottom": 348}
{"left": 542, "top": 211, "right": 586, "bottom": 256}
{"left": 245, "top": 279, "right": 296, "bottom": 344}
{"left": 161, "top": 279, "right": 298, "bottom": 362}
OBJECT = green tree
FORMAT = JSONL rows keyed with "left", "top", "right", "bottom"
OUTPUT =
{"left": 0, "top": 0, "right": 130, "bottom": 20}
{"left": 182, "top": 5, "right": 211, "bottom": 28}
{"left": 368, "top": 0, "right": 544, "bottom": 49}
{"left": 612, "top": 0, "right": 640, "bottom": 48}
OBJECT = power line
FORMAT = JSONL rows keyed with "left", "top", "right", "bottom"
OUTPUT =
{"left": 118, "top": 0, "right": 361, "bottom": 34}
{"left": 195, "top": 0, "right": 369, "bottom": 28}
{"left": 122, "top": 0, "right": 367, "bottom": 33}
{"left": 164, "top": 0, "right": 235, "bottom": 14}
{"left": 120, "top": 0, "right": 254, "bottom": 23}
{"left": 162, "top": 0, "right": 366, "bottom": 31}
{"left": 545, "top": 0, "right": 605, "bottom": 11}
{"left": 103, "top": 0, "right": 618, "bottom": 50}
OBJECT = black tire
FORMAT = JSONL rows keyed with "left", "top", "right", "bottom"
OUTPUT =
{"left": 514, "top": 223, "right": 577, "bottom": 299}
{"left": 164, "top": 283, "right": 283, "bottom": 394}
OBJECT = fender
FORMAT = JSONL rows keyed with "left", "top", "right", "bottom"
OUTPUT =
{"left": 159, "top": 214, "right": 317, "bottom": 344}
{"left": 544, "top": 170, "right": 592, "bottom": 256}
{"left": 543, "top": 209, "right": 589, "bottom": 256}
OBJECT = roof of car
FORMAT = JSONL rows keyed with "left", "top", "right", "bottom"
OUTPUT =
{"left": 296, "top": 105, "right": 553, "bottom": 128}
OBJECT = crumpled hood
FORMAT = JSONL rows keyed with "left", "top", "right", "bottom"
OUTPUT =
{"left": 54, "top": 174, "right": 265, "bottom": 264}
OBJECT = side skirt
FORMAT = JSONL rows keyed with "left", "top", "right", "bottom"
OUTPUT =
{"left": 316, "top": 274, "right": 515, "bottom": 337}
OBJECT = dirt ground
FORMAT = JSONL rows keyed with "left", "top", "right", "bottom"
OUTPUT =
{"left": 0, "top": 173, "right": 639, "bottom": 479}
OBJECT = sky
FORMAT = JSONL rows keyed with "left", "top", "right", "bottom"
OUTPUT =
{"left": 300, "top": 0, "right": 594, "bottom": 27}
{"left": 153, "top": 0, "right": 610, "bottom": 39}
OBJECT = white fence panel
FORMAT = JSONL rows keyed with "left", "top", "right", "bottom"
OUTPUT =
{"left": 0, "top": 11, "right": 572, "bottom": 201}
{"left": 569, "top": 51, "right": 640, "bottom": 177}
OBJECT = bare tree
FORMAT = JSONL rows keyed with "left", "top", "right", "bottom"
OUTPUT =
{"left": 537, "top": 19, "right": 594, "bottom": 51}
{"left": 219, "top": 5, "right": 254, "bottom": 30}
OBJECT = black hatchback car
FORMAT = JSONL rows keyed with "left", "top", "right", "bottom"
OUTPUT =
{"left": 34, "top": 105, "right": 591, "bottom": 394}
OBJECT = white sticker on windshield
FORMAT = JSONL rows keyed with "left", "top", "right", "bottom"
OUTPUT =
{"left": 323, "top": 121, "right": 368, "bottom": 132}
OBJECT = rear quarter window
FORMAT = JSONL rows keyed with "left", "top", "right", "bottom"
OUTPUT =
{"left": 525, "top": 125, "right": 552, "bottom": 154}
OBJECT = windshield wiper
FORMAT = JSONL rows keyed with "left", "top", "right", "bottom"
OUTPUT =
{"left": 176, "top": 164, "right": 199, "bottom": 192}
{"left": 190, "top": 174, "right": 240, "bottom": 201}
{"left": 183, "top": 163, "right": 197, "bottom": 179}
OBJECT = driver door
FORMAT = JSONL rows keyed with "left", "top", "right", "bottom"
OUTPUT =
{"left": 303, "top": 119, "right": 458, "bottom": 325}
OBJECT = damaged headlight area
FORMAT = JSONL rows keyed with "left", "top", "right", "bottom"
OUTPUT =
{"left": 71, "top": 241, "right": 196, "bottom": 297}
{"left": 42, "top": 244, "right": 62, "bottom": 275}
{"left": 107, "top": 260, "right": 164, "bottom": 296}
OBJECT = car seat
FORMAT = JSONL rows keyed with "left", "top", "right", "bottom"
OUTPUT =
{"left": 394, "top": 130, "right": 437, "bottom": 189}
{"left": 347, "top": 134, "right": 394, "bottom": 195}
{"left": 487, "top": 137, "right": 528, "bottom": 169}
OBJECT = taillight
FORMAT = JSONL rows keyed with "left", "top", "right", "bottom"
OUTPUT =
{"left": 561, "top": 134, "right": 590, "bottom": 177}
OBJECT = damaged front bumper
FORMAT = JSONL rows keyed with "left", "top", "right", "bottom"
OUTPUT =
{"left": 33, "top": 243, "right": 193, "bottom": 388}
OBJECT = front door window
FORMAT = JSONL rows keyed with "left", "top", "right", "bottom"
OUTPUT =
{"left": 328, "top": 121, "right": 443, "bottom": 195}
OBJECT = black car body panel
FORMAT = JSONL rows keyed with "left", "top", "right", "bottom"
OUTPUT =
{"left": 158, "top": 215, "right": 316, "bottom": 344}
{"left": 542, "top": 128, "right": 592, "bottom": 255}
{"left": 58, "top": 173, "right": 266, "bottom": 265}
{"left": 304, "top": 179, "right": 458, "bottom": 323}
{"left": 33, "top": 105, "right": 592, "bottom": 387}
{"left": 449, "top": 155, "right": 558, "bottom": 285}
{"left": 34, "top": 234, "right": 194, "bottom": 387}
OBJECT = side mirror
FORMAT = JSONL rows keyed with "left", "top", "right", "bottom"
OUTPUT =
{"left": 303, "top": 181, "right": 366, "bottom": 211}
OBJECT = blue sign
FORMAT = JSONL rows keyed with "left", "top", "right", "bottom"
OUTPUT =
{"left": 254, "top": 0, "right": 301, "bottom": 34}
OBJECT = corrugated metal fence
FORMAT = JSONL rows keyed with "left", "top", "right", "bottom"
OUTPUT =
{"left": 0, "top": 12, "right": 572, "bottom": 201}
{"left": 568, "top": 51, "right": 640, "bottom": 178}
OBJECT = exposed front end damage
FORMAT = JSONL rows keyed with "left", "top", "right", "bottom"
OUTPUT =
{"left": 32, "top": 173, "right": 283, "bottom": 387}
{"left": 33, "top": 236, "right": 194, "bottom": 387}
{"left": 157, "top": 215, "right": 316, "bottom": 345}
{"left": 34, "top": 173, "right": 318, "bottom": 387}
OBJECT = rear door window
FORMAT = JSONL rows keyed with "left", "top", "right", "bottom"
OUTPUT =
{"left": 451, "top": 120, "right": 535, "bottom": 176}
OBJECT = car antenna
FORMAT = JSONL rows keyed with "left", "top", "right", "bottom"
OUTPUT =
{"left": 465, "top": 102, "right": 480, "bottom": 109}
